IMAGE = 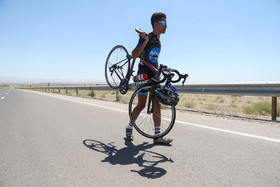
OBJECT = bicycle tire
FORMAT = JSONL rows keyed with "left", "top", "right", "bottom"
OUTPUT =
{"left": 128, "top": 85, "right": 176, "bottom": 138}
{"left": 105, "top": 45, "right": 130, "bottom": 89}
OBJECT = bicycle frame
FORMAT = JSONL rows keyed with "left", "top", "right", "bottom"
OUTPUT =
{"left": 128, "top": 58, "right": 157, "bottom": 114}
{"left": 110, "top": 55, "right": 180, "bottom": 115}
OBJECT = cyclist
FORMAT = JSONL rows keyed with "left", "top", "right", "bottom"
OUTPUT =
{"left": 126, "top": 12, "right": 173, "bottom": 145}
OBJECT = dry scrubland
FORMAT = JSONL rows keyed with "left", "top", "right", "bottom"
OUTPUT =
{"left": 42, "top": 89, "right": 280, "bottom": 119}
{"left": 0, "top": 86, "right": 9, "bottom": 90}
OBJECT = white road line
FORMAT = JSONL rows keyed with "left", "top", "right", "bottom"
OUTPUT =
{"left": 21, "top": 89, "right": 127, "bottom": 113}
{"left": 0, "top": 96, "right": 5, "bottom": 100}
{"left": 19, "top": 89, "right": 280, "bottom": 143}
{"left": 176, "top": 120, "right": 280, "bottom": 143}
{"left": 61, "top": 97, "right": 127, "bottom": 113}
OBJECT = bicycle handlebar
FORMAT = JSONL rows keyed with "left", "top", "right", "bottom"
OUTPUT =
{"left": 158, "top": 65, "right": 188, "bottom": 85}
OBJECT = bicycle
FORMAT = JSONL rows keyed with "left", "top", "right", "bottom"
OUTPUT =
{"left": 105, "top": 28, "right": 188, "bottom": 139}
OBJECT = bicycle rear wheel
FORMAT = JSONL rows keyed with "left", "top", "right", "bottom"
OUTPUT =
{"left": 105, "top": 45, "right": 130, "bottom": 89}
{"left": 128, "top": 85, "right": 176, "bottom": 138}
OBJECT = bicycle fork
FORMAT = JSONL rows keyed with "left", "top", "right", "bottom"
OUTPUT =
{"left": 147, "top": 84, "right": 156, "bottom": 114}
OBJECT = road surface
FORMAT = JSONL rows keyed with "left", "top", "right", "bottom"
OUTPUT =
{"left": 0, "top": 88, "right": 280, "bottom": 186}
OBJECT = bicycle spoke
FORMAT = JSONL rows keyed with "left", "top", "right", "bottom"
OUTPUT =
{"left": 110, "top": 73, "right": 119, "bottom": 86}
{"left": 138, "top": 115, "right": 149, "bottom": 131}
{"left": 137, "top": 114, "right": 153, "bottom": 135}
{"left": 129, "top": 85, "right": 175, "bottom": 138}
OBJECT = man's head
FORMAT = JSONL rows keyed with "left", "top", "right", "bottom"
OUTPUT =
{"left": 151, "top": 12, "right": 167, "bottom": 34}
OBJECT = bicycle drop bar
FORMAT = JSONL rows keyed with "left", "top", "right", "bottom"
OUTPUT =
{"left": 159, "top": 65, "right": 188, "bottom": 85}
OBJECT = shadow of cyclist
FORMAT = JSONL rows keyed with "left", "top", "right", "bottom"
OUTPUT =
{"left": 83, "top": 139, "right": 173, "bottom": 179}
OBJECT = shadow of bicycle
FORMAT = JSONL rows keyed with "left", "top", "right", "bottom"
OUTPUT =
{"left": 83, "top": 139, "right": 174, "bottom": 179}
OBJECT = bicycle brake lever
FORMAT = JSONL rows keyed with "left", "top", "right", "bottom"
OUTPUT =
{"left": 182, "top": 74, "right": 188, "bottom": 86}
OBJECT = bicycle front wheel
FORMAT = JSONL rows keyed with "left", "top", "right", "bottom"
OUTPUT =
{"left": 105, "top": 45, "right": 130, "bottom": 89}
{"left": 128, "top": 85, "right": 176, "bottom": 139}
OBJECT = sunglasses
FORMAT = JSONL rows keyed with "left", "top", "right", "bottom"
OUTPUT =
{"left": 158, "top": 21, "right": 167, "bottom": 26}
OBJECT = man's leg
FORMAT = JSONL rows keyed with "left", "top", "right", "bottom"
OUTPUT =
{"left": 132, "top": 95, "right": 147, "bottom": 121}
{"left": 126, "top": 95, "right": 147, "bottom": 141}
{"left": 153, "top": 98, "right": 173, "bottom": 144}
{"left": 153, "top": 97, "right": 161, "bottom": 135}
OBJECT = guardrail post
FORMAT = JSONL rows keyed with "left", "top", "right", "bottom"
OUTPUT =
{"left": 116, "top": 91, "right": 119, "bottom": 101}
{"left": 66, "top": 89, "right": 68, "bottom": 94}
{"left": 76, "top": 90, "right": 78, "bottom": 96}
{"left": 272, "top": 97, "right": 277, "bottom": 121}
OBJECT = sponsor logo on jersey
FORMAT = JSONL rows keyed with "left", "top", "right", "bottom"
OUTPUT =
{"left": 148, "top": 47, "right": 160, "bottom": 64}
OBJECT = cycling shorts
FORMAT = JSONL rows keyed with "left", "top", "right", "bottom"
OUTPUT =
{"left": 137, "top": 64, "right": 155, "bottom": 96}
{"left": 137, "top": 84, "right": 148, "bottom": 96}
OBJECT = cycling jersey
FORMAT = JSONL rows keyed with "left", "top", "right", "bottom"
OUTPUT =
{"left": 136, "top": 32, "right": 161, "bottom": 78}
{"left": 136, "top": 32, "right": 161, "bottom": 96}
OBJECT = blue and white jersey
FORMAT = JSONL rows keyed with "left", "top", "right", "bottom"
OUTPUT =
{"left": 136, "top": 32, "right": 161, "bottom": 69}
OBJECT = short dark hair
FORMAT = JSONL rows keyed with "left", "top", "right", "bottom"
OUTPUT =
{"left": 151, "top": 12, "right": 166, "bottom": 28}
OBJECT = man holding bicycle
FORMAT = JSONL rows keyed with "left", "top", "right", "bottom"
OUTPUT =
{"left": 126, "top": 12, "right": 173, "bottom": 145}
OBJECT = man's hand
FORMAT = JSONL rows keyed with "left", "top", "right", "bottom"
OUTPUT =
{"left": 141, "top": 32, "right": 149, "bottom": 42}
{"left": 132, "top": 32, "right": 149, "bottom": 59}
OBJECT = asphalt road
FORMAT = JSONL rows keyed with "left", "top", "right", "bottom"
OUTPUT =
{"left": 0, "top": 89, "right": 10, "bottom": 100}
{"left": 0, "top": 88, "right": 280, "bottom": 186}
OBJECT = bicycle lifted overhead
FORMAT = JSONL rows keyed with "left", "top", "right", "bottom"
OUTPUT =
{"left": 105, "top": 28, "right": 188, "bottom": 139}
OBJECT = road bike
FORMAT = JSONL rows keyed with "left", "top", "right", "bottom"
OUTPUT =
{"left": 105, "top": 28, "right": 188, "bottom": 139}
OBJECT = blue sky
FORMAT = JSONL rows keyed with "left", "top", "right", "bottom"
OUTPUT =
{"left": 0, "top": 0, "right": 279, "bottom": 83}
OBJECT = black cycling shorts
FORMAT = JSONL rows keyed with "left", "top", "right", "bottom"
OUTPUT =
{"left": 137, "top": 64, "right": 155, "bottom": 96}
